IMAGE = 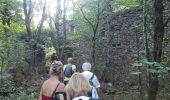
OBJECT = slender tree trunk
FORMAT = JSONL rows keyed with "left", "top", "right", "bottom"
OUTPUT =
{"left": 23, "top": 0, "right": 32, "bottom": 40}
{"left": 25, "top": 16, "right": 32, "bottom": 40}
{"left": 55, "top": 0, "right": 61, "bottom": 31}
{"left": 77, "top": 0, "right": 109, "bottom": 67}
{"left": 153, "top": 0, "right": 164, "bottom": 63}
{"left": 60, "top": 0, "right": 67, "bottom": 60}
{"left": 136, "top": 31, "right": 143, "bottom": 100}
{"left": 143, "top": 0, "right": 150, "bottom": 61}
{"left": 92, "top": 29, "right": 97, "bottom": 67}
{"left": 148, "top": 0, "right": 164, "bottom": 100}
{"left": 1, "top": 59, "right": 4, "bottom": 83}
{"left": 23, "top": 0, "right": 36, "bottom": 78}
{"left": 48, "top": 0, "right": 61, "bottom": 56}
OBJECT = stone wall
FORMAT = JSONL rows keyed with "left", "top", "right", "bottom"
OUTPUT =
{"left": 96, "top": 8, "right": 145, "bottom": 83}
{"left": 72, "top": 7, "right": 170, "bottom": 84}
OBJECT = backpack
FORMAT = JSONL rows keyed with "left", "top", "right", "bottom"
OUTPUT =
{"left": 64, "top": 64, "right": 73, "bottom": 77}
{"left": 87, "top": 74, "right": 95, "bottom": 97}
{"left": 72, "top": 96, "right": 98, "bottom": 100}
{"left": 52, "top": 92, "right": 67, "bottom": 100}
{"left": 52, "top": 83, "right": 67, "bottom": 100}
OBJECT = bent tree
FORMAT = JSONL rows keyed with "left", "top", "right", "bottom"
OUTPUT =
{"left": 77, "top": 0, "right": 109, "bottom": 67}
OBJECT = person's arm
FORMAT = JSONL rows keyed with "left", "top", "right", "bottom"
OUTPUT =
{"left": 59, "top": 94, "right": 65, "bottom": 100}
{"left": 39, "top": 87, "right": 43, "bottom": 100}
{"left": 93, "top": 75, "right": 100, "bottom": 97}
{"left": 65, "top": 85, "right": 72, "bottom": 100}
{"left": 94, "top": 76, "right": 100, "bottom": 88}
{"left": 65, "top": 90, "right": 71, "bottom": 100}
{"left": 63, "top": 65, "right": 66, "bottom": 71}
{"left": 72, "top": 65, "right": 76, "bottom": 72}
{"left": 58, "top": 83, "right": 65, "bottom": 92}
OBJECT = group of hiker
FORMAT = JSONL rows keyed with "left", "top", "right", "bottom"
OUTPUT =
{"left": 39, "top": 54, "right": 100, "bottom": 100}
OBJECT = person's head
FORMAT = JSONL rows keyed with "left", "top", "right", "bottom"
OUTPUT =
{"left": 51, "top": 53, "right": 59, "bottom": 62}
{"left": 82, "top": 62, "right": 92, "bottom": 71}
{"left": 50, "top": 61, "right": 64, "bottom": 79}
{"left": 54, "top": 54, "right": 59, "bottom": 61}
{"left": 65, "top": 72, "right": 90, "bottom": 98}
{"left": 67, "top": 57, "right": 74, "bottom": 64}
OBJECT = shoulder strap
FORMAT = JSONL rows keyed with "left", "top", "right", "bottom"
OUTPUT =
{"left": 52, "top": 82, "right": 60, "bottom": 97}
{"left": 71, "top": 64, "right": 74, "bottom": 74}
{"left": 90, "top": 74, "right": 95, "bottom": 81}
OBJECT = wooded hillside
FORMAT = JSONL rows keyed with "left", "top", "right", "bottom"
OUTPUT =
{"left": 0, "top": 0, "right": 170, "bottom": 100}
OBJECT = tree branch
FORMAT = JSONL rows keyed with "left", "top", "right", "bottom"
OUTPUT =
{"left": 76, "top": 3, "right": 95, "bottom": 31}
{"left": 94, "top": 1, "right": 100, "bottom": 32}
{"left": 28, "top": 0, "right": 32, "bottom": 17}
{"left": 94, "top": 0, "right": 110, "bottom": 31}
{"left": 23, "top": 0, "right": 28, "bottom": 16}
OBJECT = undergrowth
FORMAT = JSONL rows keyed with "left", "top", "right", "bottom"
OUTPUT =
{"left": 0, "top": 80, "right": 40, "bottom": 100}
{"left": 1, "top": 78, "right": 170, "bottom": 100}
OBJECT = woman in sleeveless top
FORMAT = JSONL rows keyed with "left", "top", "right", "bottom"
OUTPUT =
{"left": 65, "top": 72, "right": 91, "bottom": 100}
{"left": 39, "top": 61, "right": 65, "bottom": 100}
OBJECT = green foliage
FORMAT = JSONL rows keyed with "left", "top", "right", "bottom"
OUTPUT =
{"left": 166, "top": 67, "right": 170, "bottom": 71}
{"left": 164, "top": 35, "right": 170, "bottom": 41}
{"left": 10, "top": 22, "right": 25, "bottom": 35}
{"left": 0, "top": 0, "right": 25, "bottom": 73}
{"left": 130, "top": 59, "right": 169, "bottom": 80}
{"left": 1, "top": 92, "right": 36, "bottom": 100}
{"left": 129, "top": 70, "right": 142, "bottom": 75}
{"left": 112, "top": 0, "right": 141, "bottom": 8}
{"left": 73, "top": 9, "right": 93, "bottom": 37}
{"left": 131, "top": 62, "right": 143, "bottom": 67}
{"left": 67, "top": 32, "right": 84, "bottom": 41}
{"left": 0, "top": 0, "right": 19, "bottom": 10}
{"left": 8, "top": 41, "right": 32, "bottom": 67}
{"left": 94, "top": 64, "right": 106, "bottom": 79}
{"left": 0, "top": 80, "right": 16, "bottom": 94}
{"left": 0, "top": 80, "right": 39, "bottom": 100}
{"left": 0, "top": 0, "right": 22, "bottom": 26}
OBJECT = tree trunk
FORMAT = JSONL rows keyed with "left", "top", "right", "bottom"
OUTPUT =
{"left": 23, "top": 0, "right": 32, "bottom": 40}
{"left": 54, "top": 0, "right": 61, "bottom": 56}
{"left": 1, "top": 59, "right": 4, "bottom": 83}
{"left": 143, "top": 0, "right": 150, "bottom": 61}
{"left": 36, "top": 0, "right": 47, "bottom": 35}
{"left": 60, "top": 0, "right": 67, "bottom": 60}
{"left": 136, "top": 29, "right": 143, "bottom": 100}
{"left": 55, "top": 0, "right": 61, "bottom": 31}
{"left": 148, "top": 0, "right": 164, "bottom": 100}
{"left": 92, "top": 29, "right": 97, "bottom": 67}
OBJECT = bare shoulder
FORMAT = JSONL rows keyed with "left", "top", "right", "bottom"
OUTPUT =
{"left": 43, "top": 79, "right": 50, "bottom": 86}
{"left": 57, "top": 82, "right": 65, "bottom": 92}
{"left": 59, "top": 83, "right": 65, "bottom": 88}
{"left": 42, "top": 80, "right": 47, "bottom": 87}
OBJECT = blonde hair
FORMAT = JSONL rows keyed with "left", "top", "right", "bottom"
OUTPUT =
{"left": 65, "top": 72, "right": 90, "bottom": 99}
